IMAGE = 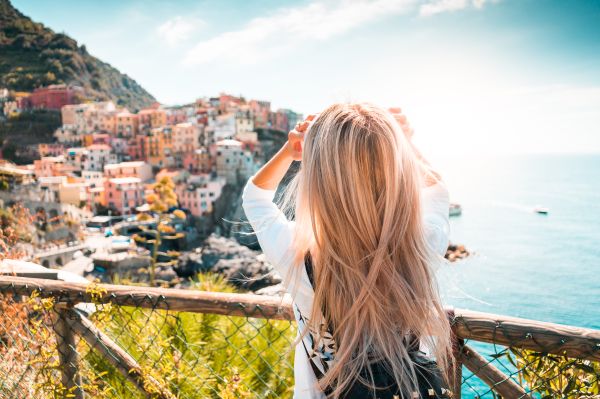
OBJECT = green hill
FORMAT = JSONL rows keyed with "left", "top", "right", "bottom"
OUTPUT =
{"left": 0, "top": 0, "right": 155, "bottom": 110}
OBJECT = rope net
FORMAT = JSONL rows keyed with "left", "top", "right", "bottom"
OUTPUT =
{"left": 0, "top": 279, "right": 599, "bottom": 399}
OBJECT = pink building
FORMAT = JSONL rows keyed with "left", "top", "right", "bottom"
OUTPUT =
{"left": 249, "top": 100, "right": 271, "bottom": 129}
{"left": 23, "top": 85, "right": 82, "bottom": 110}
{"left": 38, "top": 143, "right": 65, "bottom": 157}
{"left": 172, "top": 123, "right": 200, "bottom": 153}
{"left": 182, "top": 148, "right": 213, "bottom": 174}
{"left": 218, "top": 93, "right": 244, "bottom": 113}
{"left": 270, "top": 109, "right": 303, "bottom": 132}
{"left": 166, "top": 108, "right": 188, "bottom": 125}
{"left": 105, "top": 177, "right": 144, "bottom": 215}
{"left": 104, "top": 161, "right": 153, "bottom": 182}
{"left": 176, "top": 175, "right": 225, "bottom": 217}
{"left": 33, "top": 156, "right": 72, "bottom": 178}
{"left": 89, "top": 133, "right": 111, "bottom": 145}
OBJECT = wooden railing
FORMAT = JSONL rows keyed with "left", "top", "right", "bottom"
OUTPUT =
{"left": 1, "top": 275, "right": 599, "bottom": 399}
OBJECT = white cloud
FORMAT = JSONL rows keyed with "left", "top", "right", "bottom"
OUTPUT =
{"left": 157, "top": 16, "right": 204, "bottom": 46}
{"left": 419, "top": 0, "right": 497, "bottom": 16}
{"left": 183, "top": 0, "right": 416, "bottom": 66}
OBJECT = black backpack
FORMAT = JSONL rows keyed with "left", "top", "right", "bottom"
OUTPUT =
{"left": 299, "top": 253, "right": 453, "bottom": 399}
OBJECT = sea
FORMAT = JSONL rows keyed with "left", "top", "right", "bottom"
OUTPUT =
{"left": 433, "top": 153, "right": 600, "bottom": 397}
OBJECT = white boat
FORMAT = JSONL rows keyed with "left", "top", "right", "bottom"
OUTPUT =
{"left": 534, "top": 206, "right": 549, "bottom": 215}
{"left": 449, "top": 203, "right": 462, "bottom": 217}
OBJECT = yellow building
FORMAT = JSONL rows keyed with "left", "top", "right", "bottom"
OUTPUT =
{"left": 144, "top": 132, "right": 166, "bottom": 169}
{"left": 138, "top": 108, "right": 167, "bottom": 131}
{"left": 115, "top": 111, "right": 139, "bottom": 138}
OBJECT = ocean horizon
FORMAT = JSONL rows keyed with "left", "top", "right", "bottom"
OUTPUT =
{"left": 436, "top": 152, "right": 600, "bottom": 329}
{"left": 431, "top": 152, "right": 600, "bottom": 397}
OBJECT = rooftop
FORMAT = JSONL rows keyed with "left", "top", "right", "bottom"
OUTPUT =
{"left": 109, "top": 177, "right": 142, "bottom": 184}
{"left": 87, "top": 144, "right": 112, "bottom": 151}
{"left": 216, "top": 139, "right": 242, "bottom": 147}
{"left": 105, "top": 161, "right": 147, "bottom": 170}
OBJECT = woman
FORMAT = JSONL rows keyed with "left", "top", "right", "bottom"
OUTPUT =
{"left": 242, "top": 103, "right": 453, "bottom": 398}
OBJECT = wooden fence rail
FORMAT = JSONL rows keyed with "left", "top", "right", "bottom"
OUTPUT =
{"left": 2, "top": 275, "right": 600, "bottom": 399}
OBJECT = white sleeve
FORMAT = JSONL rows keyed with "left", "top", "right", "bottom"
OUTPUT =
{"left": 421, "top": 181, "right": 450, "bottom": 256}
{"left": 241, "top": 176, "right": 297, "bottom": 279}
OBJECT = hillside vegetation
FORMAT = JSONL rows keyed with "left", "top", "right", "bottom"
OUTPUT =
{"left": 0, "top": 0, "right": 155, "bottom": 110}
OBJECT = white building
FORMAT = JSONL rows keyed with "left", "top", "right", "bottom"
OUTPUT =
{"left": 104, "top": 161, "right": 153, "bottom": 182}
{"left": 81, "top": 170, "right": 105, "bottom": 188}
{"left": 235, "top": 108, "right": 254, "bottom": 135}
{"left": 210, "top": 114, "right": 236, "bottom": 142}
{"left": 215, "top": 139, "right": 256, "bottom": 185}
{"left": 65, "top": 147, "right": 89, "bottom": 173}
{"left": 83, "top": 144, "right": 116, "bottom": 172}
{"left": 176, "top": 174, "right": 226, "bottom": 217}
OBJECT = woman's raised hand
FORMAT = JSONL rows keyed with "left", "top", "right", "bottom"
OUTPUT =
{"left": 388, "top": 107, "right": 414, "bottom": 140}
{"left": 286, "top": 114, "right": 316, "bottom": 161}
{"left": 389, "top": 107, "right": 441, "bottom": 187}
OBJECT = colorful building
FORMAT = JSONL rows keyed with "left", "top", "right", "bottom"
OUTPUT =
{"left": 176, "top": 174, "right": 226, "bottom": 217}
{"left": 183, "top": 148, "right": 213, "bottom": 174}
{"left": 235, "top": 108, "right": 255, "bottom": 134}
{"left": 105, "top": 177, "right": 145, "bottom": 215}
{"left": 23, "top": 85, "right": 83, "bottom": 110}
{"left": 172, "top": 122, "right": 200, "bottom": 154}
{"left": 115, "top": 111, "right": 139, "bottom": 138}
{"left": 34, "top": 156, "right": 73, "bottom": 178}
{"left": 0, "top": 161, "right": 35, "bottom": 187}
{"left": 104, "top": 161, "right": 153, "bottom": 182}
{"left": 83, "top": 144, "right": 115, "bottom": 171}
{"left": 215, "top": 139, "right": 255, "bottom": 184}
{"left": 38, "top": 143, "right": 66, "bottom": 157}
{"left": 138, "top": 108, "right": 167, "bottom": 132}
{"left": 248, "top": 99, "right": 271, "bottom": 129}
{"left": 270, "top": 108, "right": 303, "bottom": 132}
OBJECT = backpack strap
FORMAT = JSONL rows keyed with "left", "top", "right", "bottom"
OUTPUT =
{"left": 301, "top": 252, "right": 334, "bottom": 394}
{"left": 304, "top": 252, "right": 420, "bottom": 352}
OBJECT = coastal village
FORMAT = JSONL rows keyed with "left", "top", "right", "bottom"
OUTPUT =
{"left": 0, "top": 84, "right": 302, "bottom": 291}
{"left": 0, "top": 84, "right": 466, "bottom": 291}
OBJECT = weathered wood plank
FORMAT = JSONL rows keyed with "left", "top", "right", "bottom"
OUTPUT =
{"left": 452, "top": 309, "right": 600, "bottom": 362}
{"left": 53, "top": 309, "right": 84, "bottom": 399}
{"left": 2, "top": 276, "right": 600, "bottom": 362}
{"left": 0, "top": 275, "right": 294, "bottom": 320}
{"left": 461, "top": 344, "right": 530, "bottom": 399}
{"left": 448, "top": 308, "right": 463, "bottom": 399}
{"left": 69, "top": 309, "right": 176, "bottom": 399}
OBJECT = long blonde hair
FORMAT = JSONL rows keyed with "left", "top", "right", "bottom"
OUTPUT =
{"left": 280, "top": 103, "right": 453, "bottom": 398}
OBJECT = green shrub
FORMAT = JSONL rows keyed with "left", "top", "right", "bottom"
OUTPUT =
{"left": 77, "top": 273, "right": 296, "bottom": 398}
{"left": 508, "top": 348, "right": 600, "bottom": 398}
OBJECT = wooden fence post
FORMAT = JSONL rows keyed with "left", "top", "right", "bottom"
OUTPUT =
{"left": 54, "top": 308, "right": 84, "bottom": 399}
{"left": 451, "top": 337, "right": 463, "bottom": 399}
{"left": 448, "top": 309, "right": 462, "bottom": 399}
{"left": 68, "top": 309, "right": 176, "bottom": 399}
{"left": 461, "top": 344, "right": 530, "bottom": 399}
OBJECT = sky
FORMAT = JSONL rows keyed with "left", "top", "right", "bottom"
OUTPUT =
{"left": 11, "top": 0, "right": 600, "bottom": 156}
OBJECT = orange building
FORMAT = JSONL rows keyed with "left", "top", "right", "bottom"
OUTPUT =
{"left": 115, "top": 111, "right": 139, "bottom": 138}
{"left": 172, "top": 123, "right": 200, "bottom": 153}
{"left": 138, "top": 108, "right": 167, "bottom": 131}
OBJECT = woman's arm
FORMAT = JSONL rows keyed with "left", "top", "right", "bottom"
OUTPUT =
{"left": 252, "top": 118, "right": 311, "bottom": 190}
{"left": 242, "top": 117, "right": 314, "bottom": 280}
{"left": 251, "top": 143, "right": 295, "bottom": 190}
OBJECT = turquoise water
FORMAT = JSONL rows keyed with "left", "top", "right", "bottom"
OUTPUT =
{"left": 437, "top": 153, "right": 600, "bottom": 328}
{"left": 434, "top": 153, "right": 600, "bottom": 397}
